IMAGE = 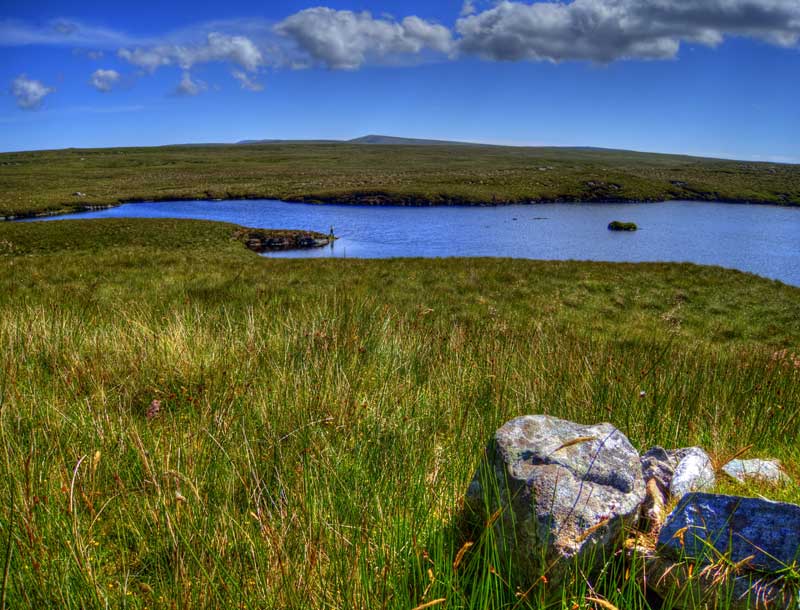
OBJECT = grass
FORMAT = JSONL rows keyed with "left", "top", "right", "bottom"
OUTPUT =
{"left": 0, "top": 218, "right": 798, "bottom": 609}
{"left": 1, "top": 142, "right": 799, "bottom": 218}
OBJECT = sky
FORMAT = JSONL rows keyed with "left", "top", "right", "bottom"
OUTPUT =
{"left": 1, "top": 0, "right": 799, "bottom": 161}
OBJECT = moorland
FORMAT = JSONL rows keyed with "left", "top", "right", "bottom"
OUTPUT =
{"left": 1, "top": 141, "right": 799, "bottom": 219}
{"left": 0, "top": 217, "right": 798, "bottom": 608}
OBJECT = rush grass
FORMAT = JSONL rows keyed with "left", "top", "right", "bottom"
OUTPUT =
{"left": 1, "top": 142, "right": 799, "bottom": 218}
{"left": 0, "top": 218, "right": 798, "bottom": 609}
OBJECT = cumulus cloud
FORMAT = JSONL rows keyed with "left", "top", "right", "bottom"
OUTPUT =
{"left": 232, "top": 69, "right": 264, "bottom": 91}
{"left": 10, "top": 74, "right": 54, "bottom": 109}
{"left": 89, "top": 68, "right": 121, "bottom": 92}
{"left": 175, "top": 71, "right": 207, "bottom": 96}
{"left": 275, "top": 8, "right": 454, "bottom": 69}
{"left": 117, "top": 46, "right": 172, "bottom": 71}
{"left": 119, "top": 32, "right": 263, "bottom": 72}
{"left": 460, "top": 1, "right": 477, "bottom": 17}
{"left": 456, "top": 0, "right": 800, "bottom": 63}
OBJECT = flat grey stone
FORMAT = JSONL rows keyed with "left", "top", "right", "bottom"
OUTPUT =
{"left": 466, "top": 414, "right": 645, "bottom": 586}
{"left": 723, "top": 459, "right": 791, "bottom": 485}
{"left": 658, "top": 493, "right": 800, "bottom": 574}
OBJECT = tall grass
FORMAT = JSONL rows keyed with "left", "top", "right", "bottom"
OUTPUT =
{"left": 0, "top": 219, "right": 798, "bottom": 608}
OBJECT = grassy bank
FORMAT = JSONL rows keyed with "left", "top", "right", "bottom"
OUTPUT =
{"left": 1, "top": 142, "right": 799, "bottom": 218}
{"left": 1, "top": 218, "right": 799, "bottom": 609}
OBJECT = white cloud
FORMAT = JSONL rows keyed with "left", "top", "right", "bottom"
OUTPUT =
{"left": 175, "top": 71, "right": 207, "bottom": 96}
{"left": 456, "top": 0, "right": 800, "bottom": 63}
{"left": 117, "top": 46, "right": 173, "bottom": 72}
{"left": 119, "top": 32, "right": 263, "bottom": 73}
{"left": 275, "top": 8, "right": 454, "bottom": 69}
{"left": 460, "top": 1, "right": 477, "bottom": 17}
{"left": 232, "top": 69, "right": 264, "bottom": 91}
{"left": 89, "top": 68, "right": 121, "bottom": 92}
{"left": 0, "top": 18, "right": 137, "bottom": 48}
{"left": 10, "top": 74, "right": 54, "bottom": 110}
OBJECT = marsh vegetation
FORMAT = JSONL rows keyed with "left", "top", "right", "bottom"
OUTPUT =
{"left": 0, "top": 219, "right": 798, "bottom": 608}
{"left": 1, "top": 142, "right": 799, "bottom": 219}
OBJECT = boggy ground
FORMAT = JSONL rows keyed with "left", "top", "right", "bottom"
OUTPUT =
{"left": 0, "top": 218, "right": 798, "bottom": 609}
{"left": 1, "top": 142, "right": 799, "bottom": 218}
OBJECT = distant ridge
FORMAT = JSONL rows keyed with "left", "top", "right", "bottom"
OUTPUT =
{"left": 237, "top": 139, "right": 339, "bottom": 145}
{"left": 347, "top": 135, "right": 478, "bottom": 146}
{"left": 237, "top": 135, "right": 480, "bottom": 146}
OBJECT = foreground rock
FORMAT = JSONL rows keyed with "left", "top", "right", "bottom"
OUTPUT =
{"left": 659, "top": 493, "right": 800, "bottom": 573}
{"left": 466, "top": 415, "right": 645, "bottom": 586}
{"left": 635, "top": 544, "right": 798, "bottom": 610}
{"left": 669, "top": 447, "right": 716, "bottom": 499}
{"left": 639, "top": 446, "right": 716, "bottom": 531}
{"left": 641, "top": 446, "right": 715, "bottom": 500}
{"left": 652, "top": 493, "right": 800, "bottom": 608}
{"left": 722, "top": 459, "right": 791, "bottom": 485}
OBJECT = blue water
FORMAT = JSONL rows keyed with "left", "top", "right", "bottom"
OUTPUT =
{"left": 27, "top": 199, "right": 800, "bottom": 286}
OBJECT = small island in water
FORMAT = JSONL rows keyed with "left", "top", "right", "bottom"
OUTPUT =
{"left": 608, "top": 221, "right": 639, "bottom": 231}
{"left": 233, "top": 227, "right": 333, "bottom": 253}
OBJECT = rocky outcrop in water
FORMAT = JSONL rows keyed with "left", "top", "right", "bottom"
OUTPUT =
{"left": 233, "top": 228, "right": 332, "bottom": 253}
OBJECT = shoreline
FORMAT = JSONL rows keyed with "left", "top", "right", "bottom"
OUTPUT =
{"left": 3, "top": 191, "right": 799, "bottom": 223}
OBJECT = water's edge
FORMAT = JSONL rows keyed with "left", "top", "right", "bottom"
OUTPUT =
{"left": 3, "top": 192, "right": 799, "bottom": 222}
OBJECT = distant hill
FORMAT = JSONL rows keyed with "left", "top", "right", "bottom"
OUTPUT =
{"left": 347, "top": 135, "right": 479, "bottom": 146}
{"left": 237, "top": 135, "right": 481, "bottom": 146}
{"left": 237, "top": 139, "right": 339, "bottom": 145}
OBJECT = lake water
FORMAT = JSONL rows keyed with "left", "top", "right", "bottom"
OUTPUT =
{"left": 28, "top": 199, "right": 800, "bottom": 286}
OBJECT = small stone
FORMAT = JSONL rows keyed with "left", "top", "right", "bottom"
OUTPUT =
{"left": 669, "top": 447, "right": 715, "bottom": 499}
{"left": 722, "top": 459, "right": 791, "bottom": 485}
{"left": 641, "top": 446, "right": 676, "bottom": 495}
{"left": 641, "top": 478, "right": 667, "bottom": 531}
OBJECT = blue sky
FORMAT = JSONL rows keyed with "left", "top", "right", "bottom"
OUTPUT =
{"left": 1, "top": 0, "right": 799, "bottom": 161}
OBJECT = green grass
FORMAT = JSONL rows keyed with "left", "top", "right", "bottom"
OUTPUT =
{"left": 0, "top": 218, "right": 798, "bottom": 609}
{"left": 1, "top": 142, "right": 799, "bottom": 218}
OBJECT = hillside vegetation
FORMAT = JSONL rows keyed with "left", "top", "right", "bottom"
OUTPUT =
{"left": 0, "top": 218, "right": 798, "bottom": 608}
{"left": 1, "top": 142, "right": 799, "bottom": 218}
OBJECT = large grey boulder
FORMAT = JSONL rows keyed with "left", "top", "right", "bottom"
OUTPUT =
{"left": 722, "top": 459, "right": 791, "bottom": 486}
{"left": 466, "top": 415, "right": 645, "bottom": 586}
{"left": 658, "top": 493, "right": 800, "bottom": 573}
